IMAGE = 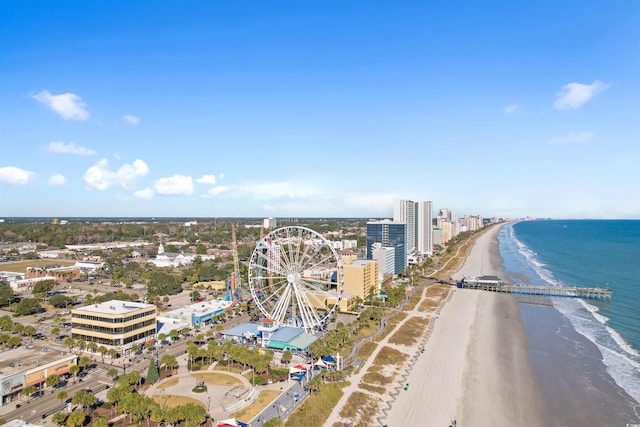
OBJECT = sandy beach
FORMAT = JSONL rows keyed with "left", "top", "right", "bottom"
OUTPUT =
{"left": 383, "top": 223, "right": 546, "bottom": 426}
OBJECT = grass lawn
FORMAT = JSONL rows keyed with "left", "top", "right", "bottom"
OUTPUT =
{"left": 388, "top": 317, "right": 430, "bottom": 346}
{"left": 152, "top": 394, "right": 206, "bottom": 409}
{"left": 0, "top": 259, "right": 75, "bottom": 273}
{"left": 231, "top": 389, "right": 281, "bottom": 423}
{"left": 190, "top": 372, "right": 243, "bottom": 386}
{"left": 355, "top": 341, "right": 377, "bottom": 360}
{"left": 284, "top": 382, "right": 348, "bottom": 427}
{"left": 371, "top": 346, "right": 407, "bottom": 368}
{"left": 338, "top": 391, "right": 380, "bottom": 426}
{"left": 373, "top": 311, "right": 408, "bottom": 343}
{"left": 157, "top": 377, "right": 179, "bottom": 388}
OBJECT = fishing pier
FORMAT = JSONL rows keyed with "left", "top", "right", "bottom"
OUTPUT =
{"left": 458, "top": 276, "right": 612, "bottom": 301}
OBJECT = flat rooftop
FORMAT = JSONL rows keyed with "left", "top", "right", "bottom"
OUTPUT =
{"left": 164, "top": 299, "right": 233, "bottom": 317}
{"left": 73, "top": 300, "right": 155, "bottom": 315}
{"left": 0, "top": 347, "right": 74, "bottom": 377}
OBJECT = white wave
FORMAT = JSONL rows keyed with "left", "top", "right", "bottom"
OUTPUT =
{"left": 507, "top": 224, "right": 640, "bottom": 403}
{"left": 578, "top": 299, "right": 609, "bottom": 325}
{"left": 606, "top": 325, "right": 640, "bottom": 358}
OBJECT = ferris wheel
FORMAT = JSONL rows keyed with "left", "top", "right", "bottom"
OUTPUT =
{"left": 248, "top": 226, "right": 344, "bottom": 334}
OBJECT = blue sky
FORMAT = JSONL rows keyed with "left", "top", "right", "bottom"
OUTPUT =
{"left": 1, "top": 1, "right": 638, "bottom": 219}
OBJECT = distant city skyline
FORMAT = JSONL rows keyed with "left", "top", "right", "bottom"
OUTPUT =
{"left": 1, "top": 2, "right": 638, "bottom": 219}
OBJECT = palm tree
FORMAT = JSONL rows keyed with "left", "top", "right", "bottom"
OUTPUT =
{"left": 87, "top": 341, "right": 97, "bottom": 354}
{"left": 56, "top": 390, "right": 68, "bottom": 404}
{"left": 78, "top": 356, "right": 91, "bottom": 370}
{"left": 98, "top": 345, "right": 108, "bottom": 362}
{"left": 46, "top": 374, "right": 61, "bottom": 393}
{"left": 107, "top": 348, "right": 118, "bottom": 360}
{"left": 63, "top": 336, "right": 75, "bottom": 351}
{"left": 52, "top": 411, "right": 67, "bottom": 426}
{"left": 69, "top": 365, "right": 80, "bottom": 384}
{"left": 21, "top": 385, "right": 36, "bottom": 402}
{"left": 65, "top": 409, "right": 85, "bottom": 427}
{"left": 107, "top": 368, "right": 119, "bottom": 384}
{"left": 24, "top": 325, "right": 36, "bottom": 341}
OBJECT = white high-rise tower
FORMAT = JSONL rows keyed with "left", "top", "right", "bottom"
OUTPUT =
{"left": 394, "top": 198, "right": 433, "bottom": 257}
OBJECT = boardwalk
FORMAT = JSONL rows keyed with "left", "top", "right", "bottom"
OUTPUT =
{"left": 458, "top": 279, "right": 612, "bottom": 301}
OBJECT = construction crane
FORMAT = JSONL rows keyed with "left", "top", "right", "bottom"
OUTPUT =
{"left": 225, "top": 223, "right": 243, "bottom": 301}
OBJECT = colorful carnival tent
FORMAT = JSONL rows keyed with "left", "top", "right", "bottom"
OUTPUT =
{"left": 323, "top": 355, "right": 336, "bottom": 364}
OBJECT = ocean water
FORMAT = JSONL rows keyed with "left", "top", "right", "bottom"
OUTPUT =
{"left": 498, "top": 220, "right": 640, "bottom": 404}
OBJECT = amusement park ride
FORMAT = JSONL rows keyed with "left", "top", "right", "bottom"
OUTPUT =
{"left": 223, "top": 224, "right": 344, "bottom": 335}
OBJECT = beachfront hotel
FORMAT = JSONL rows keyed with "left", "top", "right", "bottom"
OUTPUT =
{"left": 394, "top": 198, "right": 433, "bottom": 256}
{"left": 71, "top": 300, "right": 156, "bottom": 355}
{"left": 366, "top": 220, "right": 407, "bottom": 275}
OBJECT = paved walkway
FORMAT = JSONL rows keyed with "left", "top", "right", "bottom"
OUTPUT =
{"left": 325, "top": 283, "right": 453, "bottom": 426}
{"left": 144, "top": 353, "right": 285, "bottom": 423}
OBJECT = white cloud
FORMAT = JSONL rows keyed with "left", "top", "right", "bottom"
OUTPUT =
{"left": 554, "top": 80, "right": 609, "bottom": 110}
{"left": 84, "top": 158, "right": 149, "bottom": 190}
{"left": 203, "top": 186, "right": 229, "bottom": 198}
{"left": 48, "top": 174, "right": 66, "bottom": 186}
{"left": 549, "top": 131, "right": 594, "bottom": 145}
{"left": 134, "top": 188, "right": 155, "bottom": 200}
{"left": 237, "top": 181, "right": 316, "bottom": 199}
{"left": 122, "top": 115, "right": 140, "bottom": 125}
{"left": 0, "top": 166, "right": 35, "bottom": 185}
{"left": 504, "top": 104, "right": 519, "bottom": 114}
{"left": 196, "top": 174, "right": 216, "bottom": 185}
{"left": 32, "top": 90, "right": 89, "bottom": 120}
{"left": 47, "top": 141, "right": 96, "bottom": 156}
{"left": 154, "top": 175, "right": 194, "bottom": 196}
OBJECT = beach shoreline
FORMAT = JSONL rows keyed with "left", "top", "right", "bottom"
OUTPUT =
{"left": 382, "top": 223, "right": 546, "bottom": 426}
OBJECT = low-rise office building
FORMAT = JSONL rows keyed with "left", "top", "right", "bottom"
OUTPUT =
{"left": 71, "top": 300, "right": 156, "bottom": 355}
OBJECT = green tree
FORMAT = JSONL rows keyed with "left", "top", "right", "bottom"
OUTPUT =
{"left": 107, "top": 368, "right": 119, "bottom": 383}
{"left": 46, "top": 374, "right": 61, "bottom": 391}
{"left": 281, "top": 350, "right": 292, "bottom": 365}
{"left": 23, "top": 325, "right": 36, "bottom": 341}
{"left": 0, "top": 315, "right": 12, "bottom": 331}
{"left": 160, "top": 354, "right": 178, "bottom": 374}
{"left": 14, "top": 298, "right": 42, "bottom": 316}
{"left": 7, "top": 335, "right": 22, "bottom": 348}
{"left": 69, "top": 365, "right": 80, "bottom": 384}
{"left": 78, "top": 356, "right": 91, "bottom": 370}
{"left": 93, "top": 416, "right": 108, "bottom": 427}
{"left": 147, "top": 356, "right": 160, "bottom": 383}
{"left": 21, "top": 385, "right": 36, "bottom": 402}
{"left": 0, "top": 285, "right": 14, "bottom": 307}
{"left": 56, "top": 390, "right": 68, "bottom": 404}
{"left": 49, "top": 294, "right": 73, "bottom": 308}
{"left": 182, "top": 402, "right": 207, "bottom": 427}
{"left": 98, "top": 345, "right": 108, "bottom": 362}
{"left": 51, "top": 326, "right": 61, "bottom": 337}
{"left": 32, "top": 279, "right": 55, "bottom": 298}
{"left": 65, "top": 409, "right": 85, "bottom": 427}
{"left": 52, "top": 411, "right": 67, "bottom": 426}
{"left": 72, "top": 389, "right": 96, "bottom": 414}
{"left": 87, "top": 341, "right": 97, "bottom": 353}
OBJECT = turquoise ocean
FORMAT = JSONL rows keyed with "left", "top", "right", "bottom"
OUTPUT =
{"left": 499, "top": 220, "right": 640, "bottom": 406}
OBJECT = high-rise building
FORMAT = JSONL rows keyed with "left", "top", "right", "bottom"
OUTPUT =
{"left": 371, "top": 243, "right": 395, "bottom": 277}
{"left": 366, "top": 220, "right": 406, "bottom": 275}
{"left": 417, "top": 200, "right": 433, "bottom": 256}
{"left": 343, "top": 259, "right": 379, "bottom": 300}
{"left": 394, "top": 200, "right": 417, "bottom": 252}
{"left": 394, "top": 199, "right": 433, "bottom": 256}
